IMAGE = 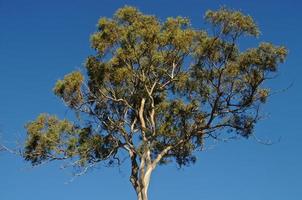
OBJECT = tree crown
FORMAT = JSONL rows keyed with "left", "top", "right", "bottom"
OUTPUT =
{"left": 24, "top": 6, "right": 287, "bottom": 171}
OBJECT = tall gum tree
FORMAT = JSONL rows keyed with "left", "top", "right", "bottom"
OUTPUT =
{"left": 23, "top": 6, "right": 287, "bottom": 200}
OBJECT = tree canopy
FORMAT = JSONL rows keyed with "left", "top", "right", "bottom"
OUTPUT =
{"left": 23, "top": 6, "right": 287, "bottom": 200}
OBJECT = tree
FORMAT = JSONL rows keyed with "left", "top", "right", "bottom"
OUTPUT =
{"left": 23, "top": 6, "right": 287, "bottom": 200}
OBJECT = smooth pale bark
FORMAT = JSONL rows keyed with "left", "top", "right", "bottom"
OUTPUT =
{"left": 134, "top": 165, "right": 153, "bottom": 200}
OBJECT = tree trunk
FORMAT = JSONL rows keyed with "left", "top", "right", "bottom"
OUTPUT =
{"left": 136, "top": 186, "right": 148, "bottom": 200}
{"left": 133, "top": 166, "right": 153, "bottom": 200}
{"left": 135, "top": 179, "right": 150, "bottom": 200}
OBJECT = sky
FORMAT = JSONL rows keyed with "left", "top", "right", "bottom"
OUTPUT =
{"left": 0, "top": 0, "right": 301, "bottom": 199}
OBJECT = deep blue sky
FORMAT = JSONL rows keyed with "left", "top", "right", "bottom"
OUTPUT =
{"left": 0, "top": 0, "right": 301, "bottom": 199}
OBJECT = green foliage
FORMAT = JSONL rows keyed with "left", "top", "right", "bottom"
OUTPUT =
{"left": 53, "top": 71, "right": 84, "bottom": 108}
{"left": 205, "top": 7, "right": 260, "bottom": 36}
{"left": 24, "top": 114, "right": 74, "bottom": 164}
{"left": 24, "top": 114, "right": 120, "bottom": 166}
{"left": 24, "top": 6, "right": 287, "bottom": 171}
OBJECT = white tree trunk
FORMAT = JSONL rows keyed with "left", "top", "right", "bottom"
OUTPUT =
{"left": 134, "top": 165, "right": 153, "bottom": 200}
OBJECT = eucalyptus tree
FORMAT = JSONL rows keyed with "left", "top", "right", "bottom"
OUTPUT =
{"left": 23, "top": 6, "right": 287, "bottom": 200}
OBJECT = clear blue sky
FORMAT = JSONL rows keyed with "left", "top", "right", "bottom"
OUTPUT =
{"left": 0, "top": 0, "right": 301, "bottom": 199}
